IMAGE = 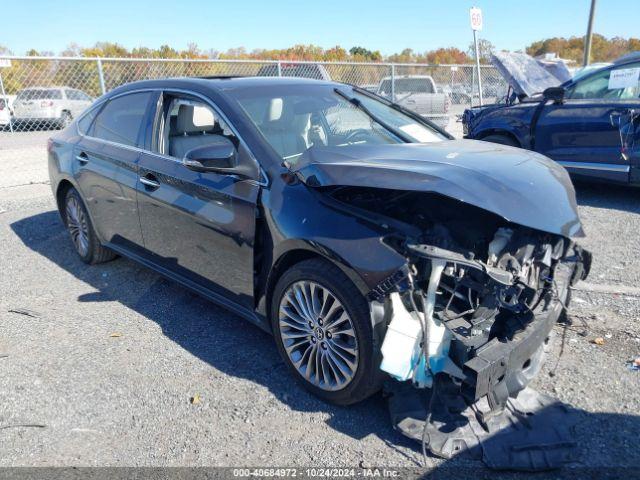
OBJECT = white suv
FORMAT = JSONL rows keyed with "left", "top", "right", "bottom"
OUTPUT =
{"left": 12, "top": 87, "right": 92, "bottom": 130}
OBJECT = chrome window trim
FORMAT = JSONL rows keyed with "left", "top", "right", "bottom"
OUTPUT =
{"left": 75, "top": 86, "right": 269, "bottom": 187}
{"left": 558, "top": 161, "right": 630, "bottom": 173}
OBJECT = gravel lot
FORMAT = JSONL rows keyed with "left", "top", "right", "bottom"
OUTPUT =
{"left": 0, "top": 131, "right": 639, "bottom": 475}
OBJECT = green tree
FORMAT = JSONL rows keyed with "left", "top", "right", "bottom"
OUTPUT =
{"left": 467, "top": 39, "right": 495, "bottom": 64}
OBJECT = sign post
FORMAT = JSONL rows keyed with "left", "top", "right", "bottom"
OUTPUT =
{"left": 470, "top": 7, "right": 484, "bottom": 106}
{"left": 0, "top": 58, "right": 13, "bottom": 133}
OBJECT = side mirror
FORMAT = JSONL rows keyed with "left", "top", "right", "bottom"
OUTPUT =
{"left": 183, "top": 139, "right": 237, "bottom": 174}
{"left": 543, "top": 86, "right": 565, "bottom": 105}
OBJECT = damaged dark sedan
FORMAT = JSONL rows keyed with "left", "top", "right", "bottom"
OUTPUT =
{"left": 48, "top": 77, "right": 590, "bottom": 414}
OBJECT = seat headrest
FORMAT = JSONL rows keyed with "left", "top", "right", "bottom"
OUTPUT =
{"left": 176, "top": 104, "right": 215, "bottom": 133}
{"left": 266, "top": 98, "right": 283, "bottom": 122}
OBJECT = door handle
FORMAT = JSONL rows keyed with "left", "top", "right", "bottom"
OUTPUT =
{"left": 75, "top": 152, "right": 89, "bottom": 165}
{"left": 140, "top": 175, "right": 160, "bottom": 190}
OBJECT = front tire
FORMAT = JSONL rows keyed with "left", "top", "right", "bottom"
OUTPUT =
{"left": 64, "top": 188, "right": 116, "bottom": 264}
{"left": 271, "top": 258, "right": 383, "bottom": 405}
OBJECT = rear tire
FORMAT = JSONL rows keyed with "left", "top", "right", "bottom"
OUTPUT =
{"left": 481, "top": 134, "right": 520, "bottom": 147}
{"left": 271, "top": 258, "right": 383, "bottom": 405}
{"left": 64, "top": 187, "right": 117, "bottom": 264}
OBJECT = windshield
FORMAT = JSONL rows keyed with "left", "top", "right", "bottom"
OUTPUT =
{"left": 229, "top": 84, "right": 445, "bottom": 163}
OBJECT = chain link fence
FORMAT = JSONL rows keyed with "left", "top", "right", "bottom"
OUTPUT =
{"left": 0, "top": 56, "right": 507, "bottom": 138}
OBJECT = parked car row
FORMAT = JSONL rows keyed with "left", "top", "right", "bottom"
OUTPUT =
{"left": 2, "top": 86, "right": 93, "bottom": 131}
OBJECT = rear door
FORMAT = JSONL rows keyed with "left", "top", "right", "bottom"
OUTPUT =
{"left": 136, "top": 91, "right": 261, "bottom": 310}
{"left": 534, "top": 62, "right": 640, "bottom": 183}
{"left": 74, "top": 91, "right": 157, "bottom": 250}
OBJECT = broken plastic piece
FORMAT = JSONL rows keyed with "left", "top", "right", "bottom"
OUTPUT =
{"left": 386, "top": 378, "right": 580, "bottom": 471}
{"left": 380, "top": 293, "right": 423, "bottom": 381}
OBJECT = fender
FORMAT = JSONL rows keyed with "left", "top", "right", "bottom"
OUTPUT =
{"left": 468, "top": 102, "right": 538, "bottom": 149}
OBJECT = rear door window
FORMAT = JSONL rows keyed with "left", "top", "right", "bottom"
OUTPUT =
{"left": 16, "top": 89, "right": 63, "bottom": 101}
{"left": 78, "top": 105, "right": 101, "bottom": 134}
{"left": 90, "top": 92, "right": 153, "bottom": 147}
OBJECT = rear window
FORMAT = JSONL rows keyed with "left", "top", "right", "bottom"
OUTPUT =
{"left": 379, "top": 78, "right": 435, "bottom": 95}
{"left": 89, "top": 92, "right": 153, "bottom": 147}
{"left": 16, "top": 89, "right": 63, "bottom": 100}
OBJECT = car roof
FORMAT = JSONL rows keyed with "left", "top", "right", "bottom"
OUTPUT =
{"left": 613, "top": 51, "right": 640, "bottom": 65}
{"left": 380, "top": 75, "right": 433, "bottom": 80}
{"left": 109, "top": 76, "right": 338, "bottom": 96}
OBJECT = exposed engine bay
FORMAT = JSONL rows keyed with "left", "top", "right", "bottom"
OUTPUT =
{"left": 331, "top": 186, "right": 591, "bottom": 413}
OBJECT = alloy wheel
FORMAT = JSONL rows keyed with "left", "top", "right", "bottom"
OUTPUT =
{"left": 278, "top": 281, "right": 359, "bottom": 391}
{"left": 65, "top": 195, "right": 90, "bottom": 257}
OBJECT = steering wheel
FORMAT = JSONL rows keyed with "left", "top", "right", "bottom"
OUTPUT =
{"left": 344, "top": 129, "right": 370, "bottom": 144}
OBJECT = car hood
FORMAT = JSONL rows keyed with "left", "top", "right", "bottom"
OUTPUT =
{"left": 292, "top": 140, "right": 584, "bottom": 238}
{"left": 491, "top": 51, "right": 567, "bottom": 98}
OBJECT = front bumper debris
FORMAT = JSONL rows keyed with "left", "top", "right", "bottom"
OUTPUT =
{"left": 376, "top": 225, "right": 590, "bottom": 470}
{"left": 387, "top": 380, "right": 580, "bottom": 471}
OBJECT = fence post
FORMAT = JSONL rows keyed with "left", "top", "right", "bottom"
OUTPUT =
{"left": 0, "top": 70, "right": 13, "bottom": 133}
{"left": 277, "top": 60, "right": 282, "bottom": 77}
{"left": 96, "top": 58, "right": 106, "bottom": 95}
{"left": 390, "top": 64, "right": 395, "bottom": 103}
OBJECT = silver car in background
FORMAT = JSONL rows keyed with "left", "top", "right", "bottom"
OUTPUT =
{"left": 12, "top": 87, "right": 92, "bottom": 130}
{"left": 377, "top": 75, "right": 451, "bottom": 130}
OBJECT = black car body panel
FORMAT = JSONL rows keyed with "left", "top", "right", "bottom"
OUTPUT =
{"left": 48, "top": 76, "right": 590, "bottom": 412}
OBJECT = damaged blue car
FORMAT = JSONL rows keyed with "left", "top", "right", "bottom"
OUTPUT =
{"left": 463, "top": 51, "right": 640, "bottom": 185}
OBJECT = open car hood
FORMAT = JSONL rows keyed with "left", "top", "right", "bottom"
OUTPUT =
{"left": 491, "top": 51, "right": 569, "bottom": 98}
{"left": 292, "top": 141, "right": 584, "bottom": 238}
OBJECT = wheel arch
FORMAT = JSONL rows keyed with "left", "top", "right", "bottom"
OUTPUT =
{"left": 55, "top": 178, "right": 75, "bottom": 225}
{"left": 476, "top": 129, "right": 522, "bottom": 147}
{"left": 261, "top": 244, "right": 373, "bottom": 329}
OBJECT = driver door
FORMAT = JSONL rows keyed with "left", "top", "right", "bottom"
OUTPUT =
{"left": 534, "top": 62, "right": 640, "bottom": 183}
{"left": 137, "top": 91, "right": 261, "bottom": 310}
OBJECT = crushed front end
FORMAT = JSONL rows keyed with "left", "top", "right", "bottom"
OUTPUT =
{"left": 331, "top": 188, "right": 591, "bottom": 414}
{"left": 383, "top": 226, "right": 589, "bottom": 412}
